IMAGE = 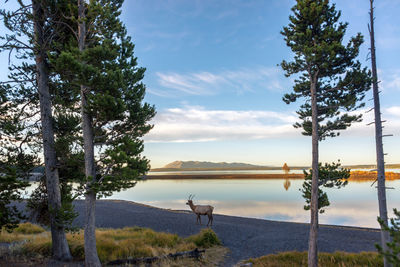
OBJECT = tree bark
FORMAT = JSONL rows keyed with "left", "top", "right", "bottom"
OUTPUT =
{"left": 78, "top": 0, "right": 101, "bottom": 266}
{"left": 32, "top": 0, "right": 72, "bottom": 261}
{"left": 369, "top": 1, "right": 391, "bottom": 266}
{"left": 308, "top": 77, "right": 319, "bottom": 267}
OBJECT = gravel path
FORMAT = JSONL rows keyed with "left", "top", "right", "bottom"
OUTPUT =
{"left": 72, "top": 200, "right": 381, "bottom": 266}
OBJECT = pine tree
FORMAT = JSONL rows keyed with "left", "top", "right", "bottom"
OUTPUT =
{"left": 53, "top": 1, "right": 156, "bottom": 265}
{"left": 377, "top": 209, "right": 400, "bottom": 265}
{"left": 0, "top": 87, "right": 32, "bottom": 231}
{"left": 301, "top": 162, "right": 349, "bottom": 214}
{"left": 0, "top": 0, "right": 78, "bottom": 260}
{"left": 280, "top": 1, "right": 371, "bottom": 266}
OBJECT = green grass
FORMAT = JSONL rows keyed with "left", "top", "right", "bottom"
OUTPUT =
{"left": 247, "top": 251, "right": 383, "bottom": 267}
{"left": 0, "top": 223, "right": 223, "bottom": 264}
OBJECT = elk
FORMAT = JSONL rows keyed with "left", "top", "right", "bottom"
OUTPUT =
{"left": 186, "top": 194, "right": 214, "bottom": 226}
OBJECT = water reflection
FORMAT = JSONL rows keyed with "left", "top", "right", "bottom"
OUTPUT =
{"left": 24, "top": 178, "right": 400, "bottom": 228}
{"left": 108, "top": 179, "right": 400, "bottom": 228}
{"left": 283, "top": 179, "right": 291, "bottom": 191}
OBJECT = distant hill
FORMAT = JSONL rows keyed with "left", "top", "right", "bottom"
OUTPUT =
{"left": 163, "top": 160, "right": 264, "bottom": 169}
{"left": 151, "top": 161, "right": 400, "bottom": 172}
{"left": 152, "top": 161, "right": 308, "bottom": 171}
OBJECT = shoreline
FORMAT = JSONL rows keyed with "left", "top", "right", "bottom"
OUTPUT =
{"left": 100, "top": 199, "right": 381, "bottom": 232}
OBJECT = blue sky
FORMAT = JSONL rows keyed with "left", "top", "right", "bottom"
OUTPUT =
{"left": 1, "top": 0, "right": 399, "bottom": 168}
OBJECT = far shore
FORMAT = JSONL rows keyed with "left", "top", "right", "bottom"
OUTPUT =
{"left": 145, "top": 171, "right": 400, "bottom": 181}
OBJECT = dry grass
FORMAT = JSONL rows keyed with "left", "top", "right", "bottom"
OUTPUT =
{"left": 0, "top": 223, "right": 224, "bottom": 265}
{"left": 0, "top": 223, "right": 46, "bottom": 242}
{"left": 246, "top": 251, "right": 383, "bottom": 267}
{"left": 349, "top": 171, "right": 400, "bottom": 181}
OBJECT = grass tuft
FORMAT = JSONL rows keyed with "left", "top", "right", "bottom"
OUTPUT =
{"left": 0, "top": 223, "right": 46, "bottom": 243}
{"left": 247, "top": 251, "right": 383, "bottom": 267}
{"left": 13, "top": 223, "right": 45, "bottom": 235}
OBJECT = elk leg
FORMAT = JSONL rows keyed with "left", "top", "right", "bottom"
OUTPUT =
{"left": 198, "top": 214, "right": 202, "bottom": 225}
{"left": 207, "top": 214, "right": 213, "bottom": 227}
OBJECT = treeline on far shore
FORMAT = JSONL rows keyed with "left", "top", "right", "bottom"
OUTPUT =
{"left": 145, "top": 171, "right": 400, "bottom": 181}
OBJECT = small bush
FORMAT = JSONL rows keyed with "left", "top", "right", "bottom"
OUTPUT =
{"left": 186, "top": 228, "right": 221, "bottom": 248}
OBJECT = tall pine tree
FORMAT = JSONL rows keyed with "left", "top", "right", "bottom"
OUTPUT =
{"left": 0, "top": 0, "right": 81, "bottom": 260}
{"left": 53, "top": 1, "right": 155, "bottom": 265}
{"left": 0, "top": 85, "right": 33, "bottom": 231}
{"left": 280, "top": 1, "right": 370, "bottom": 266}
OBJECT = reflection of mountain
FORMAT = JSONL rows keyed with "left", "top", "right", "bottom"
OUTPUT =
{"left": 283, "top": 179, "right": 291, "bottom": 191}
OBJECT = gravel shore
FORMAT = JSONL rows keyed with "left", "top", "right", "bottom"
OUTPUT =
{"left": 72, "top": 200, "right": 381, "bottom": 266}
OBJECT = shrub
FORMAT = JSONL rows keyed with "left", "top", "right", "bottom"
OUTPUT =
{"left": 186, "top": 228, "right": 221, "bottom": 248}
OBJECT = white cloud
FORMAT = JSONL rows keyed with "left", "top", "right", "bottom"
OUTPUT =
{"left": 379, "top": 69, "right": 400, "bottom": 92}
{"left": 145, "top": 105, "right": 400, "bottom": 143}
{"left": 336, "top": 106, "right": 400, "bottom": 137}
{"left": 145, "top": 105, "right": 300, "bottom": 143}
{"left": 386, "top": 106, "right": 400, "bottom": 117}
{"left": 153, "top": 66, "right": 288, "bottom": 96}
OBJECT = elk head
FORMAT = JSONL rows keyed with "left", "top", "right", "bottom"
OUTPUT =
{"left": 186, "top": 194, "right": 195, "bottom": 206}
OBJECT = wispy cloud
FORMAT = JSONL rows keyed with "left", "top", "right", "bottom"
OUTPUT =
{"left": 378, "top": 69, "right": 400, "bottom": 93}
{"left": 145, "top": 105, "right": 300, "bottom": 143}
{"left": 338, "top": 106, "right": 400, "bottom": 137}
{"left": 145, "top": 105, "right": 400, "bottom": 143}
{"left": 153, "top": 66, "right": 288, "bottom": 96}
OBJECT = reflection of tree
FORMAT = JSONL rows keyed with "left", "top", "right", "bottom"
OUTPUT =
{"left": 284, "top": 179, "right": 291, "bottom": 191}
{"left": 282, "top": 163, "right": 290, "bottom": 175}
{"left": 283, "top": 163, "right": 291, "bottom": 190}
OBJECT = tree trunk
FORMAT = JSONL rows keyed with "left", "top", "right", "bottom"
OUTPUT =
{"left": 84, "top": 190, "right": 99, "bottom": 267}
{"left": 369, "top": 1, "right": 391, "bottom": 266}
{"left": 308, "top": 78, "right": 319, "bottom": 267}
{"left": 32, "top": 0, "right": 72, "bottom": 261}
{"left": 78, "top": 0, "right": 101, "bottom": 266}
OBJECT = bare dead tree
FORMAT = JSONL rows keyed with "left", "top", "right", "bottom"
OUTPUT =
{"left": 368, "top": 1, "right": 391, "bottom": 266}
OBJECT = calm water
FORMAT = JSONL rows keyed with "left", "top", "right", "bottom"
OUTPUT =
{"left": 148, "top": 169, "right": 400, "bottom": 175}
{"left": 106, "top": 178, "right": 400, "bottom": 228}
{"left": 148, "top": 169, "right": 305, "bottom": 175}
{"left": 24, "top": 172, "right": 400, "bottom": 228}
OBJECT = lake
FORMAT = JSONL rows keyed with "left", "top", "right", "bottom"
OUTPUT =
{"left": 106, "top": 177, "right": 400, "bottom": 229}
{"left": 24, "top": 171, "right": 400, "bottom": 229}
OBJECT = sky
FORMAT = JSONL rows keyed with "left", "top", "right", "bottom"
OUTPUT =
{"left": 1, "top": 0, "right": 399, "bottom": 168}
